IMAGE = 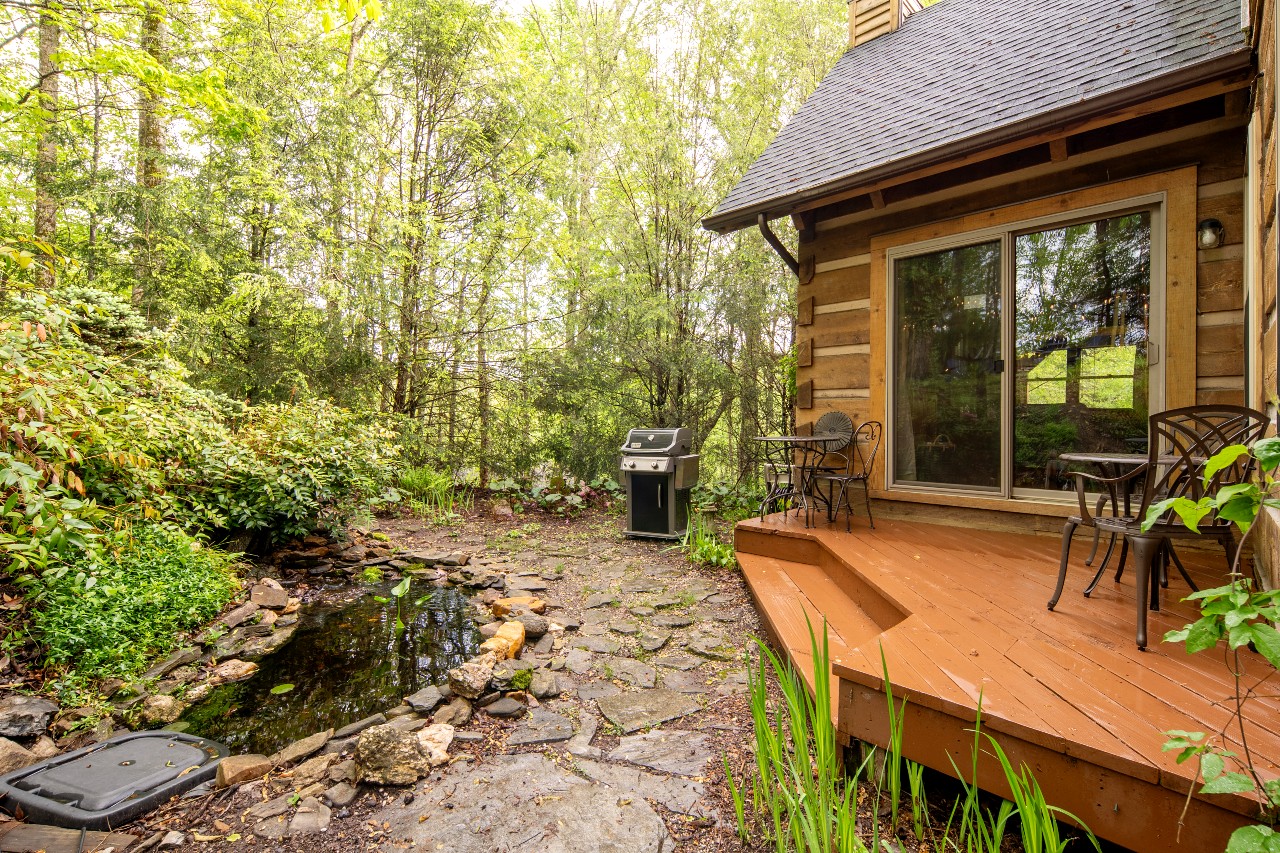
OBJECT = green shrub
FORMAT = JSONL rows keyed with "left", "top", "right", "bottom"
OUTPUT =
{"left": 32, "top": 524, "right": 239, "bottom": 681}
{"left": 399, "top": 467, "right": 470, "bottom": 523}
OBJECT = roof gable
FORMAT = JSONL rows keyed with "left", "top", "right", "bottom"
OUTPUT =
{"left": 706, "top": 0, "right": 1249, "bottom": 233}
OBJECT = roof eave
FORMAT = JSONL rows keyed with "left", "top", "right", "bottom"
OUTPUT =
{"left": 701, "top": 47, "right": 1255, "bottom": 235}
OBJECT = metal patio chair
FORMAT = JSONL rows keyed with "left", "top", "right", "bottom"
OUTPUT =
{"left": 1047, "top": 405, "right": 1271, "bottom": 649}
{"left": 811, "top": 421, "right": 882, "bottom": 531}
{"left": 806, "top": 411, "right": 855, "bottom": 524}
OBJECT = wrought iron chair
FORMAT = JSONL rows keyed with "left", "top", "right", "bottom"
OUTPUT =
{"left": 811, "top": 421, "right": 882, "bottom": 531}
{"left": 1047, "top": 405, "right": 1271, "bottom": 649}
{"left": 806, "top": 411, "right": 855, "bottom": 524}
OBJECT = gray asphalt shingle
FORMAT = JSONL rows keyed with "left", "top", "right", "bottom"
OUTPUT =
{"left": 706, "top": 0, "right": 1248, "bottom": 232}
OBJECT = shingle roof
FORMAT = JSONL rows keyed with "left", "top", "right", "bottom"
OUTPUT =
{"left": 705, "top": 0, "right": 1249, "bottom": 233}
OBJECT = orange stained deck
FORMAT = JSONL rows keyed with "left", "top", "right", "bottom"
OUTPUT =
{"left": 735, "top": 513, "right": 1280, "bottom": 853}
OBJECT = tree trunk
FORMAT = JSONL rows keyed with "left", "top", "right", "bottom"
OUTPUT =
{"left": 34, "top": 2, "right": 60, "bottom": 287}
{"left": 133, "top": 0, "right": 165, "bottom": 309}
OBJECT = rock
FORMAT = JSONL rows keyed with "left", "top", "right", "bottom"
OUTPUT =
{"left": 639, "top": 631, "right": 670, "bottom": 652}
{"left": 0, "top": 738, "right": 35, "bottom": 774}
{"left": 507, "top": 709, "right": 573, "bottom": 746}
{"left": 433, "top": 697, "right": 472, "bottom": 727}
{"left": 0, "top": 694, "right": 58, "bottom": 738}
{"left": 238, "top": 624, "right": 298, "bottom": 661}
{"left": 564, "top": 648, "right": 594, "bottom": 674}
{"left": 140, "top": 694, "right": 187, "bottom": 725}
{"left": 142, "top": 647, "right": 201, "bottom": 680}
{"left": 530, "top": 670, "right": 561, "bottom": 700}
{"left": 404, "top": 550, "right": 449, "bottom": 565}
{"left": 448, "top": 653, "right": 497, "bottom": 699}
{"left": 292, "top": 753, "right": 338, "bottom": 787}
{"left": 610, "top": 621, "right": 639, "bottom": 636}
{"left": 575, "top": 757, "right": 714, "bottom": 819}
{"left": 622, "top": 579, "right": 663, "bottom": 594}
{"left": 609, "top": 730, "right": 712, "bottom": 776}
{"left": 384, "top": 704, "right": 415, "bottom": 719}
{"left": 596, "top": 689, "right": 702, "bottom": 733}
{"left": 584, "top": 593, "right": 617, "bottom": 609}
{"left": 575, "top": 682, "right": 621, "bottom": 702}
{"left": 339, "top": 544, "right": 369, "bottom": 562}
{"left": 490, "top": 500, "right": 515, "bottom": 520}
{"left": 629, "top": 605, "right": 656, "bottom": 617}
{"left": 334, "top": 713, "right": 386, "bottom": 739}
{"left": 566, "top": 715, "right": 601, "bottom": 758}
{"left": 256, "top": 796, "right": 330, "bottom": 838}
{"left": 206, "top": 658, "right": 258, "bottom": 686}
{"left": 597, "top": 656, "right": 656, "bottom": 688}
{"left": 479, "top": 622, "right": 503, "bottom": 639}
{"left": 384, "top": 714, "right": 427, "bottom": 733}
{"left": 29, "top": 736, "right": 58, "bottom": 759}
{"left": 271, "top": 729, "right": 333, "bottom": 766}
{"left": 218, "top": 602, "right": 260, "bottom": 631}
{"left": 569, "top": 635, "right": 620, "bottom": 655}
{"left": 160, "top": 830, "right": 186, "bottom": 848}
{"left": 483, "top": 698, "right": 526, "bottom": 719}
{"left": 506, "top": 575, "right": 547, "bottom": 592}
{"left": 513, "top": 613, "right": 549, "bottom": 638}
{"left": 479, "top": 621, "right": 525, "bottom": 660}
{"left": 440, "top": 553, "right": 470, "bottom": 567}
{"left": 366, "top": 753, "right": 671, "bottom": 852}
{"left": 324, "top": 781, "right": 358, "bottom": 807}
{"left": 328, "top": 758, "right": 356, "bottom": 782}
{"left": 655, "top": 654, "right": 704, "bottom": 671}
{"left": 249, "top": 578, "right": 290, "bottom": 610}
{"left": 490, "top": 659, "right": 535, "bottom": 692}
{"left": 216, "top": 753, "right": 272, "bottom": 787}
{"left": 686, "top": 637, "right": 737, "bottom": 661}
{"left": 650, "top": 614, "right": 694, "bottom": 629}
{"left": 405, "top": 686, "right": 444, "bottom": 714}
{"left": 355, "top": 723, "right": 433, "bottom": 785}
{"left": 416, "top": 723, "right": 454, "bottom": 765}
{"left": 491, "top": 595, "right": 547, "bottom": 616}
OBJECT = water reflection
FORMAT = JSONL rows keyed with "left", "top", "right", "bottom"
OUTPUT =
{"left": 180, "top": 583, "right": 482, "bottom": 755}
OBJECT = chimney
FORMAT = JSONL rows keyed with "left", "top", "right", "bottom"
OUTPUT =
{"left": 849, "top": 0, "right": 921, "bottom": 48}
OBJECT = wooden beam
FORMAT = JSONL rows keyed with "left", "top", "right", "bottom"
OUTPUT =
{"left": 798, "top": 295, "right": 814, "bottom": 326}
{"left": 797, "top": 337, "right": 813, "bottom": 367}
{"left": 1049, "top": 138, "right": 1069, "bottom": 162}
{"left": 870, "top": 189, "right": 886, "bottom": 209}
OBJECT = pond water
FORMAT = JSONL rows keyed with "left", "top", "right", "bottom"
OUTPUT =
{"left": 179, "top": 582, "right": 482, "bottom": 756}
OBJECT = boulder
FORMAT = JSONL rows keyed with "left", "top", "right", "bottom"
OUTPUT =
{"left": 140, "top": 695, "right": 187, "bottom": 726}
{"left": 483, "top": 697, "right": 526, "bottom": 719}
{"left": 0, "top": 694, "right": 58, "bottom": 738}
{"left": 270, "top": 729, "right": 333, "bottom": 766}
{"left": 0, "top": 738, "right": 35, "bottom": 775}
{"left": 512, "top": 613, "right": 549, "bottom": 638}
{"left": 292, "top": 753, "right": 338, "bottom": 787}
{"left": 207, "top": 659, "right": 258, "bottom": 686}
{"left": 491, "top": 596, "right": 547, "bottom": 616}
{"left": 478, "top": 621, "right": 525, "bottom": 660}
{"left": 416, "top": 723, "right": 454, "bottom": 766}
{"left": 249, "top": 578, "right": 289, "bottom": 610}
{"left": 355, "top": 723, "right": 433, "bottom": 785}
{"left": 530, "top": 670, "right": 561, "bottom": 700}
{"left": 433, "top": 697, "right": 472, "bottom": 727}
{"left": 404, "top": 686, "right": 444, "bottom": 714}
{"left": 490, "top": 659, "right": 535, "bottom": 692}
{"left": 216, "top": 753, "right": 272, "bottom": 787}
{"left": 448, "top": 653, "right": 497, "bottom": 699}
{"left": 218, "top": 601, "right": 260, "bottom": 630}
{"left": 334, "top": 713, "right": 386, "bottom": 739}
{"left": 323, "top": 781, "right": 358, "bottom": 807}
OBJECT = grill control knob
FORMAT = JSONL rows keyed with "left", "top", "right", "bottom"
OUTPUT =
{"left": 627, "top": 462, "right": 636, "bottom": 469}
{"left": 650, "top": 462, "right": 659, "bottom": 470}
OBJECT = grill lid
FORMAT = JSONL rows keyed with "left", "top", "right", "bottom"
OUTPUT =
{"left": 620, "top": 428, "right": 692, "bottom": 456}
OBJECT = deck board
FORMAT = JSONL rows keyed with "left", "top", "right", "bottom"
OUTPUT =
{"left": 735, "top": 513, "right": 1280, "bottom": 851}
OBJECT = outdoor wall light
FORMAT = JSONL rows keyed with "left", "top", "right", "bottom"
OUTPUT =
{"left": 1197, "top": 218, "right": 1225, "bottom": 250}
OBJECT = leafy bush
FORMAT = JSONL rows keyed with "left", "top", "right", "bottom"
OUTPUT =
{"left": 490, "top": 475, "right": 621, "bottom": 516}
{"left": 681, "top": 513, "right": 736, "bottom": 568}
{"left": 31, "top": 524, "right": 239, "bottom": 681}
{"left": 691, "top": 480, "right": 763, "bottom": 524}
{"left": 399, "top": 467, "right": 471, "bottom": 523}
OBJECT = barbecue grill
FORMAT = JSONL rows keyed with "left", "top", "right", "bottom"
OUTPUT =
{"left": 620, "top": 428, "right": 699, "bottom": 539}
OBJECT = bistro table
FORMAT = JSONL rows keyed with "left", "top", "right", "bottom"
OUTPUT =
{"left": 755, "top": 433, "right": 844, "bottom": 526}
{"left": 1057, "top": 450, "right": 1186, "bottom": 595}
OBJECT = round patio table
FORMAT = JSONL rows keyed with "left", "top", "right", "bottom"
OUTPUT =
{"left": 755, "top": 434, "right": 843, "bottom": 526}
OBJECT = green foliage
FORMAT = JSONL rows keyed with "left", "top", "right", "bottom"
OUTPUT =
{"left": 31, "top": 525, "right": 238, "bottom": 683}
{"left": 680, "top": 513, "right": 736, "bottom": 569}
{"left": 399, "top": 468, "right": 470, "bottom": 524}
{"left": 691, "top": 480, "right": 763, "bottom": 524}
{"left": 1148, "top": 436, "right": 1280, "bottom": 847}
{"left": 510, "top": 667, "right": 532, "bottom": 692}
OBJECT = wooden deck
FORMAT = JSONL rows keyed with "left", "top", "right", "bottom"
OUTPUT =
{"left": 735, "top": 513, "right": 1280, "bottom": 853}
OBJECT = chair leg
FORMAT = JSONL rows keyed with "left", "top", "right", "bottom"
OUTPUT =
{"left": 1130, "top": 536, "right": 1163, "bottom": 650}
{"left": 1112, "top": 538, "right": 1129, "bottom": 583}
{"left": 1082, "top": 538, "right": 1111, "bottom": 597}
{"left": 1084, "top": 494, "right": 1107, "bottom": 566}
{"left": 1048, "top": 519, "right": 1078, "bottom": 611}
{"left": 862, "top": 481, "right": 874, "bottom": 529}
{"left": 838, "top": 480, "right": 852, "bottom": 533}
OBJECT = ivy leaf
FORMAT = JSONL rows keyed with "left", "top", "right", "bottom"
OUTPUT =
{"left": 1200, "top": 771, "right": 1255, "bottom": 795}
{"left": 1248, "top": 623, "right": 1280, "bottom": 670}
{"left": 1203, "top": 445, "right": 1250, "bottom": 488}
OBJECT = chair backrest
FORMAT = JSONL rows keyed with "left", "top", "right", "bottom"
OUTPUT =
{"left": 1138, "top": 405, "right": 1272, "bottom": 527}
{"left": 814, "top": 411, "right": 854, "bottom": 453}
{"left": 851, "top": 421, "right": 883, "bottom": 480}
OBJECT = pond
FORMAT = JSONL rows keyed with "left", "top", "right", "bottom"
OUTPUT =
{"left": 179, "top": 581, "right": 482, "bottom": 756}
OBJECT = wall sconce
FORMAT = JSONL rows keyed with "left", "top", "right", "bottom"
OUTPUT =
{"left": 1197, "top": 218, "right": 1225, "bottom": 250}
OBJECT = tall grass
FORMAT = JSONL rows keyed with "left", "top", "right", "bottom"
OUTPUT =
{"left": 728, "top": 621, "right": 1102, "bottom": 853}
{"left": 681, "top": 511, "right": 736, "bottom": 568}
{"left": 398, "top": 467, "right": 471, "bottom": 522}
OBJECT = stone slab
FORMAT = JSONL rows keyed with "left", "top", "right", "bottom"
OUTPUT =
{"left": 507, "top": 709, "right": 574, "bottom": 746}
{"left": 596, "top": 689, "right": 702, "bottom": 733}
{"left": 609, "top": 730, "right": 712, "bottom": 776}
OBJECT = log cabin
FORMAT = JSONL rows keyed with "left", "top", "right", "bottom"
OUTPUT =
{"left": 706, "top": 1, "right": 1280, "bottom": 849}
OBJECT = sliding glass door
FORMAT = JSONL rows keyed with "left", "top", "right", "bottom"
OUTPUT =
{"left": 889, "top": 205, "right": 1157, "bottom": 497}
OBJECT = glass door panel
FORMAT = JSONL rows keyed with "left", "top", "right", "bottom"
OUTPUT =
{"left": 1013, "top": 212, "right": 1152, "bottom": 492}
{"left": 893, "top": 241, "right": 1002, "bottom": 490}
